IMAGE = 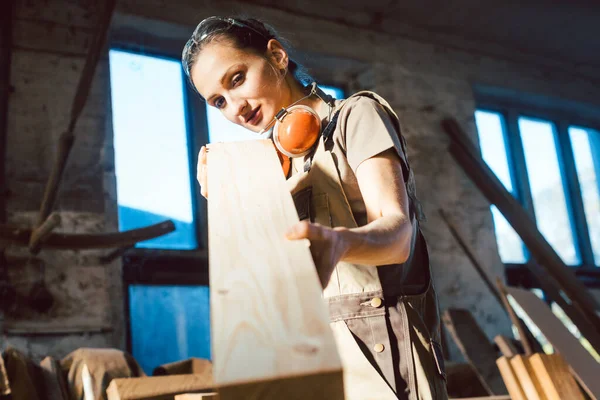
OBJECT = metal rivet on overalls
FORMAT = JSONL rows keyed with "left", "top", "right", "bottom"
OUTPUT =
{"left": 374, "top": 343, "right": 385, "bottom": 353}
{"left": 370, "top": 297, "right": 383, "bottom": 308}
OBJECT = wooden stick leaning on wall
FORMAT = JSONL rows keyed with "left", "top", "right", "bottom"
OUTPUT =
{"left": 441, "top": 118, "right": 600, "bottom": 345}
{"left": 32, "top": 0, "right": 117, "bottom": 251}
{"left": 106, "top": 375, "right": 214, "bottom": 400}
{"left": 496, "top": 278, "right": 533, "bottom": 356}
{"left": 442, "top": 308, "right": 507, "bottom": 395}
{"left": 207, "top": 140, "right": 344, "bottom": 399}
{"left": 0, "top": 220, "right": 175, "bottom": 250}
{"left": 438, "top": 209, "right": 543, "bottom": 353}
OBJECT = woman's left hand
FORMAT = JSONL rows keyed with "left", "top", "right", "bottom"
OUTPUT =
{"left": 286, "top": 221, "right": 348, "bottom": 288}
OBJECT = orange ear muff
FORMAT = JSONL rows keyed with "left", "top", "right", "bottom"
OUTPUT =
{"left": 273, "top": 105, "right": 321, "bottom": 158}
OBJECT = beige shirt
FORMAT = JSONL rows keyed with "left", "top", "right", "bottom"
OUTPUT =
{"left": 289, "top": 94, "right": 427, "bottom": 295}
{"left": 291, "top": 95, "right": 409, "bottom": 227}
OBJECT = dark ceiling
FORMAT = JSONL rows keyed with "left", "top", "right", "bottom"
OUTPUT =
{"left": 247, "top": 0, "right": 600, "bottom": 70}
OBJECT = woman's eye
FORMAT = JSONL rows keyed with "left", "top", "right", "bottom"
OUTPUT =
{"left": 232, "top": 72, "right": 244, "bottom": 87}
{"left": 214, "top": 97, "right": 225, "bottom": 109}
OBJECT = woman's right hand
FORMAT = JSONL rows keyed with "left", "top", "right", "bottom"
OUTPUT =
{"left": 197, "top": 146, "right": 208, "bottom": 199}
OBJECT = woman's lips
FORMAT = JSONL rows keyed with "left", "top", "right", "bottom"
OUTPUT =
{"left": 247, "top": 106, "right": 261, "bottom": 126}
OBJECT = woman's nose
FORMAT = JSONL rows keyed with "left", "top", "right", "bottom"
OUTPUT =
{"left": 231, "top": 98, "right": 249, "bottom": 121}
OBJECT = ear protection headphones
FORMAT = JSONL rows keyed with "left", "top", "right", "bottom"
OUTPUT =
{"left": 259, "top": 83, "right": 335, "bottom": 167}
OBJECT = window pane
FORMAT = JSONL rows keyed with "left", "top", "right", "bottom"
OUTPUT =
{"left": 569, "top": 127, "right": 600, "bottom": 265}
{"left": 519, "top": 117, "right": 579, "bottom": 264}
{"left": 475, "top": 110, "right": 526, "bottom": 263}
{"left": 129, "top": 285, "right": 211, "bottom": 374}
{"left": 320, "top": 85, "right": 344, "bottom": 99}
{"left": 109, "top": 50, "right": 197, "bottom": 250}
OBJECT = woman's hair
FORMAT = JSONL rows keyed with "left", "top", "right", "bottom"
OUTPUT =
{"left": 182, "top": 16, "right": 312, "bottom": 95}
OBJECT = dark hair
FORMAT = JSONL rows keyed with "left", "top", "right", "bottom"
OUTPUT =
{"left": 181, "top": 16, "right": 312, "bottom": 95}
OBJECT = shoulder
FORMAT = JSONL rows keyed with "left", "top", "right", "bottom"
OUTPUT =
{"left": 337, "top": 94, "right": 398, "bottom": 135}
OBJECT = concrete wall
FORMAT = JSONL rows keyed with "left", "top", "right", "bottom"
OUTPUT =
{"left": 3, "top": 0, "right": 599, "bottom": 362}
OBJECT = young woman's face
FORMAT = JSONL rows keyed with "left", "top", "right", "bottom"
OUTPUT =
{"left": 191, "top": 39, "right": 291, "bottom": 133}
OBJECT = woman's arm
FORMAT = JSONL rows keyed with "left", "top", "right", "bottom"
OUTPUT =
{"left": 338, "top": 147, "right": 412, "bottom": 265}
{"left": 286, "top": 148, "right": 413, "bottom": 285}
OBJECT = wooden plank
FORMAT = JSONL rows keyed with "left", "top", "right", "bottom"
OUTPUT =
{"left": 175, "top": 394, "right": 219, "bottom": 400}
{"left": 207, "top": 140, "right": 343, "bottom": 399}
{"left": 496, "top": 356, "right": 526, "bottom": 400}
{"left": 39, "top": 356, "right": 69, "bottom": 400}
{"left": 442, "top": 308, "right": 507, "bottom": 395}
{"left": 494, "top": 335, "right": 518, "bottom": 358}
{"left": 529, "top": 353, "right": 585, "bottom": 400}
{"left": 0, "top": 352, "right": 9, "bottom": 396}
{"left": 106, "top": 375, "right": 214, "bottom": 400}
{"left": 0, "top": 220, "right": 175, "bottom": 249}
{"left": 442, "top": 118, "right": 600, "bottom": 332}
{"left": 507, "top": 286, "right": 600, "bottom": 399}
{"left": 510, "top": 355, "right": 546, "bottom": 400}
{"left": 445, "top": 361, "right": 491, "bottom": 398}
{"left": 496, "top": 278, "right": 534, "bottom": 355}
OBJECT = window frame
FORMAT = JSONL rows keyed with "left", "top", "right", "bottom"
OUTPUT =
{"left": 476, "top": 95, "right": 600, "bottom": 288}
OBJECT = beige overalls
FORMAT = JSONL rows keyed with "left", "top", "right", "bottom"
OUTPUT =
{"left": 286, "top": 92, "right": 448, "bottom": 400}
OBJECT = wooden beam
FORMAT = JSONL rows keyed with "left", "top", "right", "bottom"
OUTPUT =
{"left": 442, "top": 308, "right": 507, "bottom": 395}
{"left": 496, "top": 278, "right": 534, "bottom": 356}
{"left": 0, "top": 220, "right": 175, "bottom": 249}
{"left": 175, "top": 394, "right": 219, "bottom": 400}
{"left": 507, "top": 286, "right": 600, "bottom": 399}
{"left": 495, "top": 356, "right": 527, "bottom": 400}
{"left": 28, "top": 212, "right": 61, "bottom": 254}
{"left": 207, "top": 140, "right": 343, "bottom": 399}
{"left": 509, "top": 355, "right": 545, "bottom": 400}
{"left": 106, "top": 375, "right": 214, "bottom": 400}
{"left": 529, "top": 353, "right": 585, "bottom": 400}
{"left": 494, "top": 335, "right": 518, "bottom": 358}
{"left": 35, "top": 0, "right": 116, "bottom": 228}
{"left": 39, "top": 356, "right": 69, "bottom": 400}
{"left": 441, "top": 118, "right": 600, "bottom": 343}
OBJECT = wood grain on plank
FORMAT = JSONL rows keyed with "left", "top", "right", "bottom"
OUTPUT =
{"left": 106, "top": 374, "right": 214, "bottom": 400}
{"left": 175, "top": 393, "right": 219, "bottom": 400}
{"left": 507, "top": 287, "right": 600, "bottom": 399}
{"left": 510, "top": 355, "right": 546, "bottom": 400}
{"left": 442, "top": 308, "right": 507, "bottom": 395}
{"left": 529, "top": 353, "right": 584, "bottom": 400}
{"left": 496, "top": 356, "right": 526, "bottom": 400}
{"left": 207, "top": 140, "right": 342, "bottom": 395}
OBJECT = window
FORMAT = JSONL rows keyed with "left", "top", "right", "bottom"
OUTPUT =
{"left": 475, "top": 106, "right": 600, "bottom": 274}
{"left": 109, "top": 49, "right": 198, "bottom": 250}
{"left": 109, "top": 49, "right": 346, "bottom": 373}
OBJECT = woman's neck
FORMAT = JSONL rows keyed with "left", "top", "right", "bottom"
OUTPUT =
{"left": 286, "top": 76, "right": 324, "bottom": 111}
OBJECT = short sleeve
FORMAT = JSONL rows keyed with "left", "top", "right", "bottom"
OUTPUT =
{"left": 340, "top": 97, "right": 408, "bottom": 178}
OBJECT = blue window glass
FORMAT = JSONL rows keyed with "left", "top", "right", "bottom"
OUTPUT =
{"left": 569, "top": 127, "right": 600, "bottom": 265}
{"left": 475, "top": 110, "right": 527, "bottom": 263}
{"left": 519, "top": 117, "right": 579, "bottom": 265}
{"left": 109, "top": 50, "right": 197, "bottom": 250}
{"left": 129, "top": 285, "right": 211, "bottom": 374}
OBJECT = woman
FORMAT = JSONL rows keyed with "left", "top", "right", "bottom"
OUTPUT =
{"left": 182, "top": 16, "right": 448, "bottom": 400}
